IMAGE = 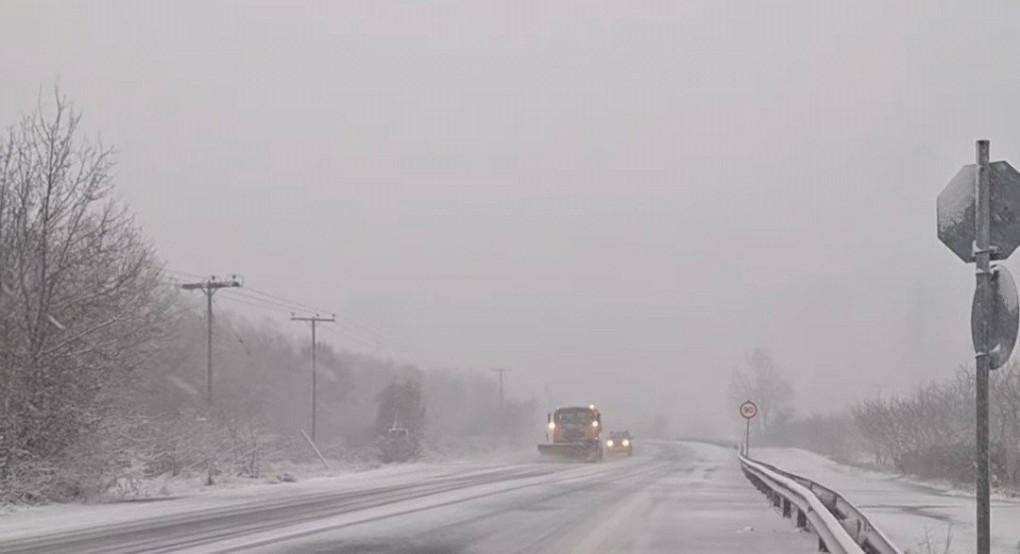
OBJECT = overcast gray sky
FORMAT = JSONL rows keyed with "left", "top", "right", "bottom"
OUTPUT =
{"left": 3, "top": 1, "right": 1019, "bottom": 435}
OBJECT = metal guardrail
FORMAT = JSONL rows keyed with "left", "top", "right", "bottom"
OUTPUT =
{"left": 739, "top": 453, "right": 903, "bottom": 554}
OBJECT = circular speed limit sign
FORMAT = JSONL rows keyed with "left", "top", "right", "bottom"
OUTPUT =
{"left": 739, "top": 400, "right": 758, "bottom": 420}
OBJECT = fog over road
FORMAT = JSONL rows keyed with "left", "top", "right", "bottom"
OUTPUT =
{"left": 0, "top": 442, "right": 816, "bottom": 553}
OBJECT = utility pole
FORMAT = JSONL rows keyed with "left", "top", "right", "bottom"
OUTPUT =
{"left": 291, "top": 314, "right": 335, "bottom": 443}
{"left": 490, "top": 368, "right": 511, "bottom": 408}
{"left": 179, "top": 275, "right": 242, "bottom": 404}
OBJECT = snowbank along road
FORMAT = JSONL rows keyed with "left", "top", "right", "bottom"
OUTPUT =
{"left": 0, "top": 441, "right": 819, "bottom": 553}
{"left": 755, "top": 447, "right": 1020, "bottom": 554}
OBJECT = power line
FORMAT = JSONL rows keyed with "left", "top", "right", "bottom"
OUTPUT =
{"left": 239, "top": 288, "right": 331, "bottom": 315}
{"left": 167, "top": 271, "right": 406, "bottom": 350}
{"left": 318, "top": 312, "right": 415, "bottom": 355}
{"left": 245, "top": 286, "right": 327, "bottom": 315}
{"left": 219, "top": 292, "right": 394, "bottom": 353}
{"left": 161, "top": 268, "right": 208, "bottom": 280}
{"left": 220, "top": 290, "right": 310, "bottom": 314}
{"left": 337, "top": 319, "right": 409, "bottom": 352}
{"left": 221, "top": 290, "right": 398, "bottom": 350}
{"left": 243, "top": 286, "right": 405, "bottom": 351}
{"left": 241, "top": 286, "right": 404, "bottom": 350}
{"left": 217, "top": 292, "right": 292, "bottom": 315}
{"left": 215, "top": 292, "right": 393, "bottom": 356}
{"left": 165, "top": 272, "right": 309, "bottom": 317}
{"left": 166, "top": 270, "right": 411, "bottom": 358}
{"left": 218, "top": 293, "right": 396, "bottom": 357}
{"left": 330, "top": 319, "right": 394, "bottom": 350}
{"left": 207, "top": 324, "right": 254, "bottom": 358}
{"left": 317, "top": 323, "right": 393, "bottom": 355}
{"left": 313, "top": 324, "right": 358, "bottom": 348}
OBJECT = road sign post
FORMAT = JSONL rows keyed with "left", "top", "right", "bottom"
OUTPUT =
{"left": 975, "top": 141, "right": 992, "bottom": 554}
{"left": 739, "top": 400, "right": 758, "bottom": 457}
{"left": 937, "top": 140, "right": 1020, "bottom": 554}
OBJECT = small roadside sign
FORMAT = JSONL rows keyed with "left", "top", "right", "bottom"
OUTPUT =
{"left": 971, "top": 264, "right": 1019, "bottom": 370}
{"left": 739, "top": 400, "right": 757, "bottom": 457}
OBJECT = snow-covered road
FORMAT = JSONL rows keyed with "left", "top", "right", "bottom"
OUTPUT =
{"left": 0, "top": 441, "right": 817, "bottom": 553}
{"left": 754, "top": 447, "right": 1020, "bottom": 554}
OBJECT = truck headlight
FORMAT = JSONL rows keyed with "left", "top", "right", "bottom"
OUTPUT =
{"left": 591, "top": 420, "right": 599, "bottom": 428}
{"left": 622, "top": 439, "right": 630, "bottom": 447}
{"left": 606, "top": 440, "right": 614, "bottom": 447}
{"left": 548, "top": 422, "right": 555, "bottom": 430}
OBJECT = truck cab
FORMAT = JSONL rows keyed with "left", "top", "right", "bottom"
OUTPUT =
{"left": 538, "top": 405, "right": 603, "bottom": 462}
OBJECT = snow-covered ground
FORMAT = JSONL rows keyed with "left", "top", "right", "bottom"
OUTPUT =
{"left": 0, "top": 458, "right": 535, "bottom": 541}
{"left": 254, "top": 441, "right": 818, "bottom": 554}
{"left": 754, "top": 447, "right": 1020, "bottom": 554}
{"left": 0, "top": 441, "right": 820, "bottom": 553}
{"left": 50, "top": 440, "right": 542, "bottom": 506}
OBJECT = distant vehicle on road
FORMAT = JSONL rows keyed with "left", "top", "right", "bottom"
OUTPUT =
{"left": 379, "top": 420, "right": 420, "bottom": 463}
{"left": 538, "top": 405, "right": 603, "bottom": 462}
{"left": 605, "top": 431, "right": 633, "bottom": 456}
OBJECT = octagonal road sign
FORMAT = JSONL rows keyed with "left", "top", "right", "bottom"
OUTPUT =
{"left": 739, "top": 400, "right": 758, "bottom": 420}
{"left": 938, "top": 160, "right": 1020, "bottom": 263}
{"left": 972, "top": 264, "right": 1020, "bottom": 370}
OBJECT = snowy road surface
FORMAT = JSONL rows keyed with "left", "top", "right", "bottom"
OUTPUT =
{"left": 754, "top": 447, "right": 1020, "bottom": 554}
{"left": 0, "top": 441, "right": 818, "bottom": 553}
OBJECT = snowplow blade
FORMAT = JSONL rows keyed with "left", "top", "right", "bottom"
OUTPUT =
{"left": 538, "top": 442, "right": 597, "bottom": 461}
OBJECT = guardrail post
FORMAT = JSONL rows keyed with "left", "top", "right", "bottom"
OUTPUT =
{"left": 797, "top": 509, "right": 807, "bottom": 529}
{"left": 782, "top": 498, "right": 791, "bottom": 518}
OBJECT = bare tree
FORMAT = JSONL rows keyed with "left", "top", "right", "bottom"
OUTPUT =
{"left": 851, "top": 368, "right": 1003, "bottom": 484}
{"left": 0, "top": 91, "right": 170, "bottom": 501}
{"left": 728, "top": 348, "right": 794, "bottom": 434}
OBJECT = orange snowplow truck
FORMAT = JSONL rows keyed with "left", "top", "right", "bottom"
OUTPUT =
{"left": 538, "top": 405, "right": 603, "bottom": 462}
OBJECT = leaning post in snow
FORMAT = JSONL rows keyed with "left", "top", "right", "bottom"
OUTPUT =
{"left": 301, "top": 429, "right": 330, "bottom": 470}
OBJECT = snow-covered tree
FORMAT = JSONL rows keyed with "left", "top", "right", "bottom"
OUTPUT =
{"left": 0, "top": 92, "right": 170, "bottom": 501}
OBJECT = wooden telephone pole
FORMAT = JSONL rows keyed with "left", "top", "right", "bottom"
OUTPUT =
{"left": 179, "top": 275, "right": 243, "bottom": 403}
{"left": 291, "top": 314, "right": 335, "bottom": 442}
{"left": 490, "top": 368, "right": 511, "bottom": 407}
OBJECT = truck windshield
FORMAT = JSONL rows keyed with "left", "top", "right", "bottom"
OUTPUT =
{"left": 555, "top": 410, "right": 594, "bottom": 425}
